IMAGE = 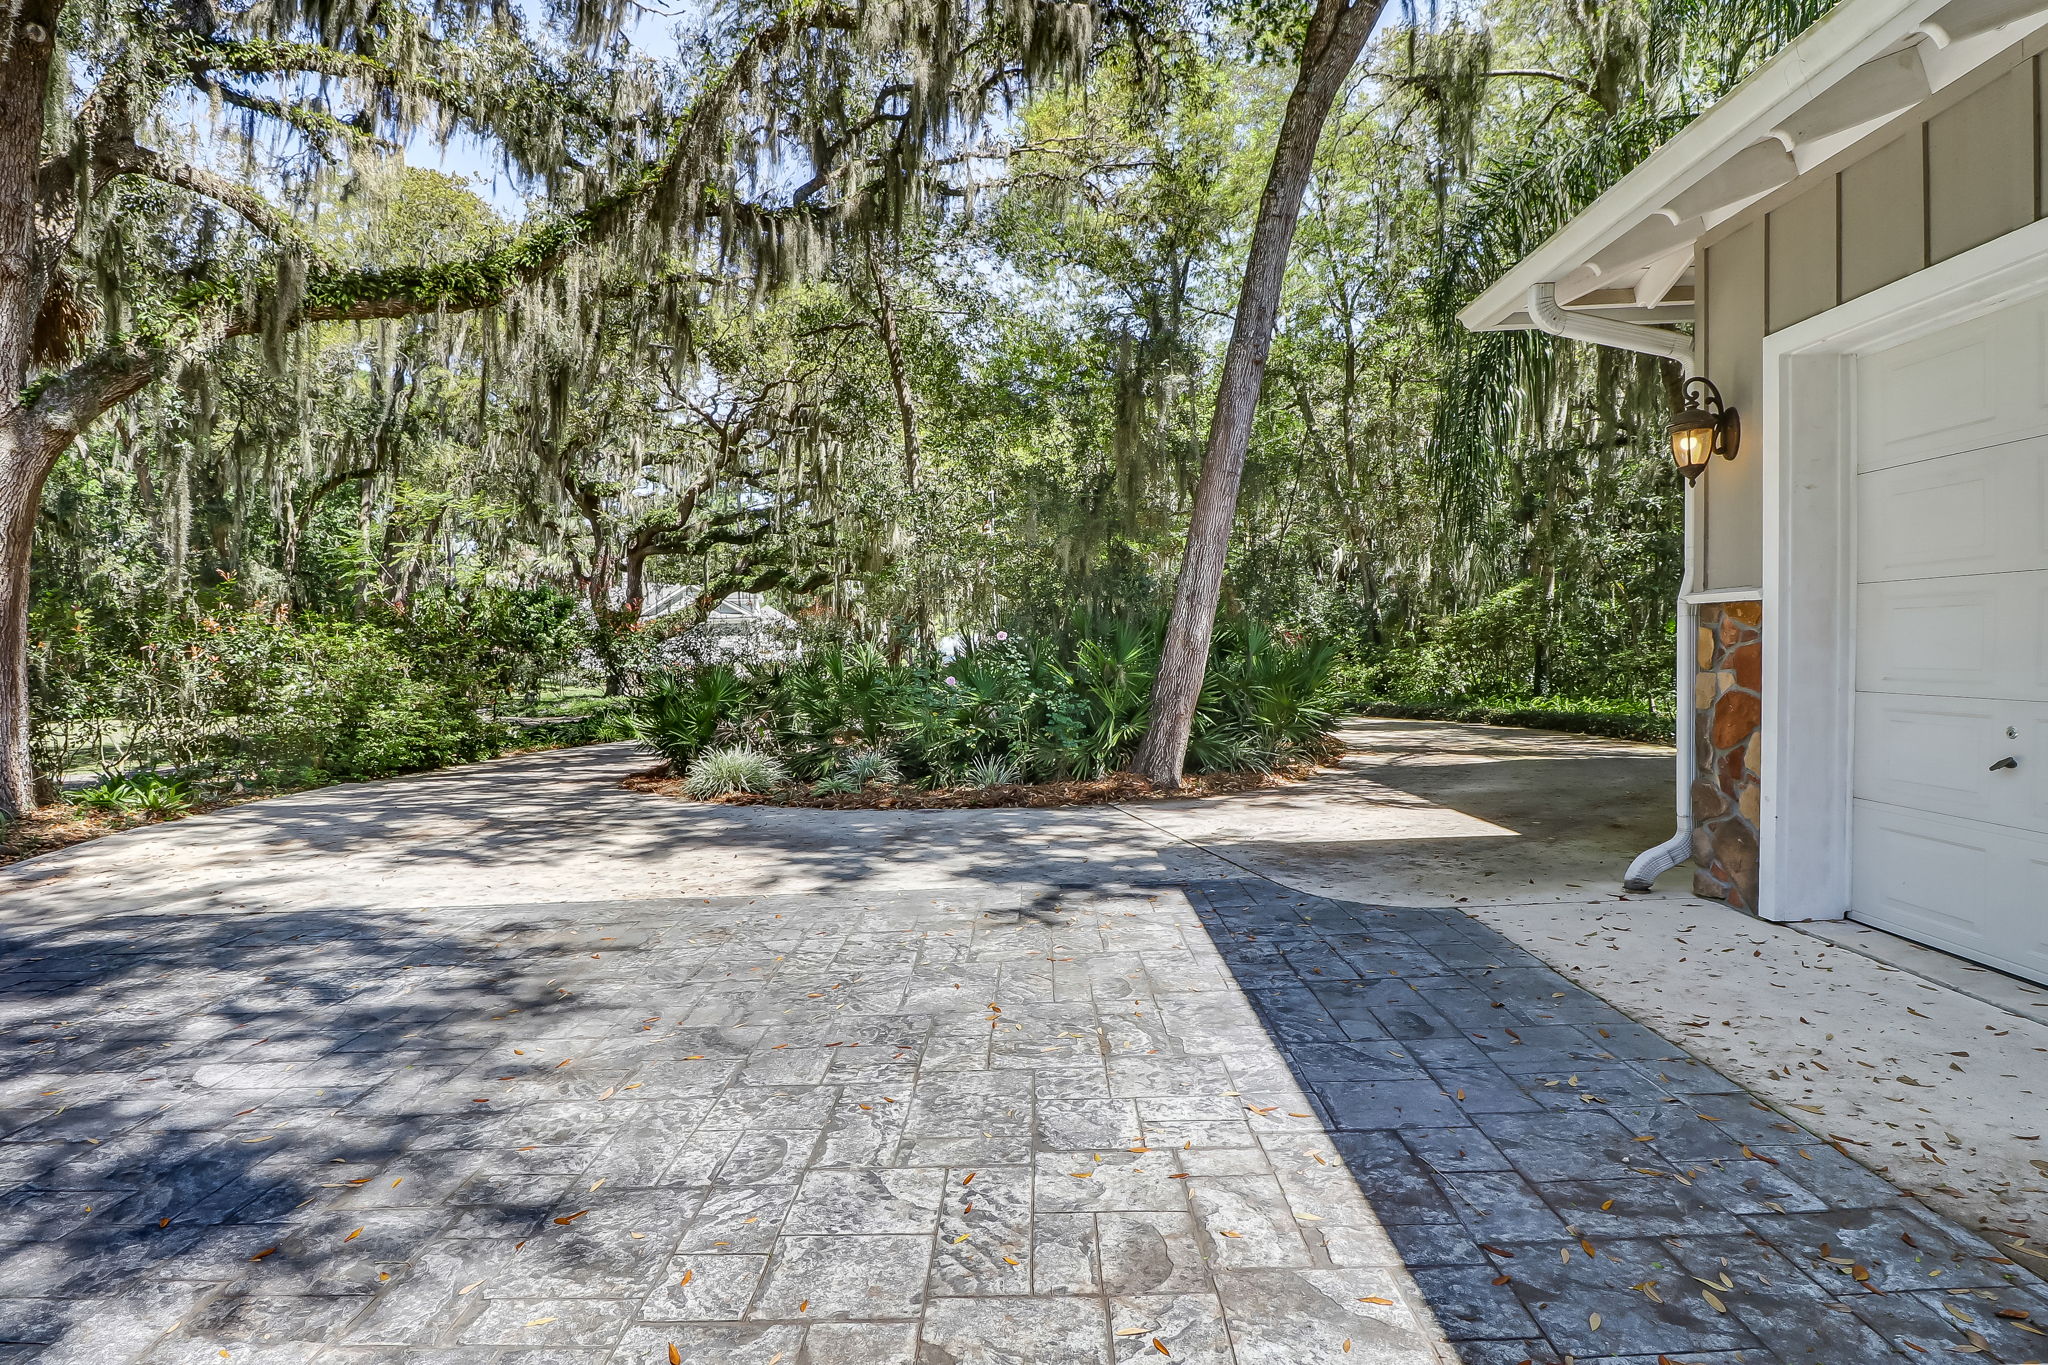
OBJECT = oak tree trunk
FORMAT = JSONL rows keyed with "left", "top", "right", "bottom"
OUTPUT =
{"left": 1135, "top": 0, "right": 1386, "bottom": 787}
{"left": 0, "top": 2, "right": 62, "bottom": 816}
{"left": 867, "top": 242, "right": 921, "bottom": 489}
{"left": 0, "top": 425, "right": 54, "bottom": 816}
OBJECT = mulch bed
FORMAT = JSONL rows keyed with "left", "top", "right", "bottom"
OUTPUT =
{"left": 0, "top": 800, "right": 259, "bottom": 867}
{"left": 621, "top": 753, "right": 1338, "bottom": 810}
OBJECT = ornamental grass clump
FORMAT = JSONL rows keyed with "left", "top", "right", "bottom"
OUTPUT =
{"left": 681, "top": 745, "right": 789, "bottom": 798}
{"left": 962, "top": 754, "right": 1022, "bottom": 787}
{"left": 841, "top": 749, "right": 900, "bottom": 785}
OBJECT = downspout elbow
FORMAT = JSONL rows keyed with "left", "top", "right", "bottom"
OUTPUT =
{"left": 1525, "top": 283, "right": 1695, "bottom": 371}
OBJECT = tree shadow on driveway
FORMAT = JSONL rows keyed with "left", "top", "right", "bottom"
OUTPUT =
{"left": 0, "top": 896, "right": 685, "bottom": 1359}
{"left": 0, "top": 744, "right": 1236, "bottom": 921}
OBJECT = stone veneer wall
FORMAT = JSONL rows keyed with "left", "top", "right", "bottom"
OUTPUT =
{"left": 1692, "top": 600, "right": 1762, "bottom": 910}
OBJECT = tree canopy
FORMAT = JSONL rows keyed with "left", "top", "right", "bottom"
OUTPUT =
{"left": 7, "top": 0, "right": 1840, "bottom": 810}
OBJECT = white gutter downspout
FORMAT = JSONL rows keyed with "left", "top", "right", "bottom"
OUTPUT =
{"left": 1522, "top": 284, "right": 1698, "bottom": 893}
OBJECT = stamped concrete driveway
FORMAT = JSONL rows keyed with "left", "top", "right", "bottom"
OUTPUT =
{"left": 0, "top": 724, "right": 2042, "bottom": 1363}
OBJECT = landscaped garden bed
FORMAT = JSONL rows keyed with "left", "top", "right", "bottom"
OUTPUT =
{"left": 622, "top": 743, "right": 1341, "bottom": 810}
{"left": 619, "top": 618, "right": 1342, "bottom": 808}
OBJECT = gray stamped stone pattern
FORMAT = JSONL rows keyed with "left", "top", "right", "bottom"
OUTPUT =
{"left": 0, "top": 881, "right": 2033, "bottom": 1364}
{"left": 0, "top": 886, "right": 1447, "bottom": 1363}
{"left": 1188, "top": 879, "right": 2048, "bottom": 1365}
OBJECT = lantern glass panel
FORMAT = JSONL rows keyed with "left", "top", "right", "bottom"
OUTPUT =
{"left": 1670, "top": 420, "right": 1714, "bottom": 479}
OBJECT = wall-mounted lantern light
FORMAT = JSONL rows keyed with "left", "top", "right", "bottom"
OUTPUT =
{"left": 1668, "top": 377, "right": 1740, "bottom": 484}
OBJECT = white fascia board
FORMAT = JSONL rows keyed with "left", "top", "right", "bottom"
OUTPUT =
{"left": 1458, "top": 0, "right": 1940, "bottom": 334}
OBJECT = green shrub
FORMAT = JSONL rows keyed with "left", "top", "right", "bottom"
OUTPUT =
{"left": 1328, "top": 578, "right": 1677, "bottom": 739}
{"left": 1187, "top": 623, "right": 1337, "bottom": 773}
{"left": 682, "top": 745, "right": 789, "bottom": 798}
{"left": 394, "top": 587, "right": 588, "bottom": 707}
{"left": 631, "top": 667, "right": 756, "bottom": 767}
{"left": 281, "top": 625, "right": 504, "bottom": 777}
{"left": 527, "top": 703, "right": 637, "bottom": 747}
{"left": 1354, "top": 699, "right": 1674, "bottom": 744}
{"left": 1184, "top": 729, "right": 1271, "bottom": 774}
{"left": 771, "top": 644, "right": 902, "bottom": 769}
{"left": 638, "top": 612, "right": 1341, "bottom": 790}
{"left": 68, "top": 772, "right": 193, "bottom": 818}
{"left": 67, "top": 778, "right": 130, "bottom": 811}
{"left": 127, "top": 773, "right": 194, "bottom": 817}
{"left": 30, "top": 600, "right": 504, "bottom": 790}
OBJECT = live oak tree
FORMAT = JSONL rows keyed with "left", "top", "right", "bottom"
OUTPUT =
{"left": 0, "top": 0, "right": 1134, "bottom": 813}
{"left": 2, "top": 0, "right": 669, "bottom": 809}
{"left": 496, "top": 282, "right": 893, "bottom": 692}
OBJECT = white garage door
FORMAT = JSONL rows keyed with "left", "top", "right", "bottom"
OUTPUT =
{"left": 1851, "top": 292, "right": 2048, "bottom": 987}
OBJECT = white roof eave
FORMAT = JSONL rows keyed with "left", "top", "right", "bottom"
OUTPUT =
{"left": 1458, "top": 0, "right": 2048, "bottom": 333}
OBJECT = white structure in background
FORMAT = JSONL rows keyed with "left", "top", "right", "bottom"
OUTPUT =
{"left": 639, "top": 585, "right": 802, "bottom": 665}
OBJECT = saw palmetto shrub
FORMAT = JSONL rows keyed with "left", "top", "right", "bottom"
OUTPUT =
{"left": 627, "top": 613, "right": 1341, "bottom": 792}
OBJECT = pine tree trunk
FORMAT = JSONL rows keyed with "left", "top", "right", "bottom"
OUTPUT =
{"left": 1135, "top": 0, "right": 1385, "bottom": 787}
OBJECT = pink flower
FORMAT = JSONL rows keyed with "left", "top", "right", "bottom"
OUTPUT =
{"left": 996, "top": 631, "right": 1009, "bottom": 641}
{"left": 944, "top": 676, "right": 959, "bottom": 687}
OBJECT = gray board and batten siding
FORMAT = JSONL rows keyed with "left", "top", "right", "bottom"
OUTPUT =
{"left": 1695, "top": 35, "right": 2048, "bottom": 591}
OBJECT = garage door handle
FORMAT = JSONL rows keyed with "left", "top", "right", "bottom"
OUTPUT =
{"left": 1991, "top": 756, "right": 2020, "bottom": 771}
